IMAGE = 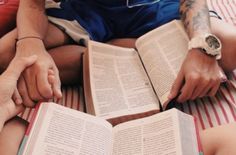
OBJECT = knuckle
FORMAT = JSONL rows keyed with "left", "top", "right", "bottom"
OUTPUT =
{"left": 29, "top": 92, "right": 41, "bottom": 101}
{"left": 24, "top": 101, "right": 35, "bottom": 108}
{"left": 39, "top": 86, "right": 52, "bottom": 97}
{"left": 188, "top": 73, "right": 200, "bottom": 81}
{"left": 208, "top": 92, "right": 215, "bottom": 97}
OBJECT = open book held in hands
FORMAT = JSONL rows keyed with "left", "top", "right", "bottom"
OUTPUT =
{"left": 18, "top": 102, "right": 202, "bottom": 155}
{"left": 84, "top": 20, "right": 190, "bottom": 125}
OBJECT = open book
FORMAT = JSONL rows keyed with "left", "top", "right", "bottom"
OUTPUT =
{"left": 84, "top": 20, "right": 191, "bottom": 124}
{"left": 18, "top": 102, "right": 202, "bottom": 155}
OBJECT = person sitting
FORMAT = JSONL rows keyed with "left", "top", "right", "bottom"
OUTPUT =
{"left": 0, "top": 56, "right": 236, "bottom": 155}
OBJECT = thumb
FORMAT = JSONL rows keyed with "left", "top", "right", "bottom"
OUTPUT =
{"left": 3, "top": 55, "right": 37, "bottom": 80}
{"left": 168, "top": 69, "right": 184, "bottom": 100}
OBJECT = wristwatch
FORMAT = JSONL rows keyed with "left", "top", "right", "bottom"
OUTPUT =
{"left": 188, "top": 34, "right": 222, "bottom": 59}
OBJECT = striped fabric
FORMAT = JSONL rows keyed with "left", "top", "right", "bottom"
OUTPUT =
{"left": 176, "top": 0, "right": 236, "bottom": 130}
{"left": 18, "top": 86, "right": 85, "bottom": 121}
{"left": 19, "top": 0, "right": 236, "bottom": 130}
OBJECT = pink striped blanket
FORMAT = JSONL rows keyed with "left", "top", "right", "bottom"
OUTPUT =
{"left": 19, "top": 0, "right": 236, "bottom": 130}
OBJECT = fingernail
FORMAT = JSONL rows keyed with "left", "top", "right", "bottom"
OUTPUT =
{"left": 15, "top": 98, "right": 23, "bottom": 105}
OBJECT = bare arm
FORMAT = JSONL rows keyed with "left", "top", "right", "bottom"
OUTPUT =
{"left": 15, "top": 0, "right": 62, "bottom": 106}
{"left": 180, "top": 0, "right": 211, "bottom": 38}
{"left": 169, "top": 0, "right": 221, "bottom": 102}
{"left": 17, "top": 0, "right": 47, "bottom": 39}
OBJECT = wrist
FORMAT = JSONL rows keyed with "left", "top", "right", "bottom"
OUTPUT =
{"left": 188, "top": 33, "right": 222, "bottom": 60}
{"left": 16, "top": 38, "right": 46, "bottom": 54}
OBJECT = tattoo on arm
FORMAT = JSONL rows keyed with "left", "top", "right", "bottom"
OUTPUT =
{"left": 180, "top": 0, "right": 210, "bottom": 38}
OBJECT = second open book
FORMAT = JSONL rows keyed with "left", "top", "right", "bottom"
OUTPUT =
{"left": 19, "top": 102, "right": 201, "bottom": 155}
{"left": 84, "top": 20, "right": 192, "bottom": 124}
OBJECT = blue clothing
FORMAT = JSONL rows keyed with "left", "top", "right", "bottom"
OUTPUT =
{"left": 46, "top": 0, "right": 180, "bottom": 42}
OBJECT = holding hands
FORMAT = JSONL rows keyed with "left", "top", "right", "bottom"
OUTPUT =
{"left": 0, "top": 55, "right": 37, "bottom": 131}
{"left": 15, "top": 39, "right": 62, "bottom": 107}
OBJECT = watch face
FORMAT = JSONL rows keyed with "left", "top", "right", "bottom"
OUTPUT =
{"left": 205, "top": 35, "right": 220, "bottom": 50}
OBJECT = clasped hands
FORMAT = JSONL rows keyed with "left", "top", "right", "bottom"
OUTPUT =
{"left": 0, "top": 41, "right": 62, "bottom": 131}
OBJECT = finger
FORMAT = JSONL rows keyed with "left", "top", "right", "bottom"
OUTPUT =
{"left": 190, "top": 79, "right": 209, "bottom": 100}
{"left": 24, "top": 70, "right": 44, "bottom": 101}
{"left": 18, "top": 76, "right": 35, "bottom": 107}
{"left": 177, "top": 77, "right": 198, "bottom": 103}
{"left": 36, "top": 67, "right": 53, "bottom": 99}
{"left": 5, "top": 100, "right": 25, "bottom": 121}
{"left": 51, "top": 67, "right": 62, "bottom": 99}
{"left": 168, "top": 69, "right": 184, "bottom": 100}
{"left": 199, "top": 80, "right": 214, "bottom": 98}
{"left": 48, "top": 69, "right": 55, "bottom": 76}
{"left": 0, "top": 100, "right": 25, "bottom": 132}
{"left": 208, "top": 79, "right": 221, "bottom": 97}
{"left": 2, "top": 55, "right": 37, "bottom": 80}
{"left": 12, "top": 89, "right": 23, "bottom": 105}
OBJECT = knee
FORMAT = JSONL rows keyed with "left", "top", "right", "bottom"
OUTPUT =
{"left": 49, "top": 45, "right": 85, "bottom": 73}
{"left": 211, "top": 19, "right": 236, "bottom": 72}
{"left": 218, "top": 36, "right": 236, "bottom": 72}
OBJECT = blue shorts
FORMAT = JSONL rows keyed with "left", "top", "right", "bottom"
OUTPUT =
{"left": 46, "top": 0, "right": 180, "bottom": 43}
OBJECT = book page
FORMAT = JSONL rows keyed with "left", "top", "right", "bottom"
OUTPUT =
{"left": 112, "top": 109, "right": 199, "bottom": 155}
{"left": 177, "top": 111, "right": 199, "bottom": 155}
{"left": 87, "top": 41, "right": 159, "bottom": 119}
{"left": 136, "top": 20, "right": 189, "bottom": 108}
{"left": 22, "top": 103, "right": 113, "bottom": 155}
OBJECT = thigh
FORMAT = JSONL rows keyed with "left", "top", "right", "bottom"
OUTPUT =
{"left": 200, "top": 123, "right": 236, "bottom": 155}
{"left": 0, "top": 117, "right": 28, "bottom": 155}
{"left": 107, "top": 38, "right": 137, "bottom": 48}
{"left": 210, "top": 17, "right": 236, "bottom": 72}
{"left": 49, "top": 45, "right": 85, "bottom": 84}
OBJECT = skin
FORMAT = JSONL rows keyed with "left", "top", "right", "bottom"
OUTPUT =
{"left": 168, "top": 0, "right": 223, "bottom": 103}
{"left": 0, "top": 0, "right": 236, "bottom": 154}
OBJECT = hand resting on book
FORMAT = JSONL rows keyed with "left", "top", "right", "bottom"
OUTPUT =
{"left": 169, "top": 48, "right": 223, "bottom": 103}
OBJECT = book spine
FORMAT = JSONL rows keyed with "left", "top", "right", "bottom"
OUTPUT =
{"left": 17, "top": 103, "right": 42, "bottom": 155}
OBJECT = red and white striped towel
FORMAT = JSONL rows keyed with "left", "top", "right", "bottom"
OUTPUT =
{"left": 18, "top": 86, "right": 85, "bottom": 121}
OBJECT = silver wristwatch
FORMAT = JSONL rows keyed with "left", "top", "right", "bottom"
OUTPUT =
{"left": 188, "top": 34, "right": 222, "bottom": 59}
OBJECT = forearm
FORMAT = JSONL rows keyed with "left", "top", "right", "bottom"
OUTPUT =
{"left": 180, "top": 0, "right": 211, "bottom": 38}
{"left": 17, "top": 0, "right": 47, "bottom": 39}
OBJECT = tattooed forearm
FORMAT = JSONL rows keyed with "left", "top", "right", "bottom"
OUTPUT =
{"left": 180, "top": 0, "right": 211, "bottom": 38}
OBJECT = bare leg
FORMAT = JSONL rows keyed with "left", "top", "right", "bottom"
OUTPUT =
{"left": 0, "top": 117, "right": 28, "bottom": 155}
{"left": 49, "top": 45, "right": 85, "bottom": 85}
{"left": 200, "top": 123, "right": 236, "bottom": 155}
{"left": 0, "top": 23, "right": 85, "bottom": 84}
{"left": 210, "top": 17, "right": 236, "bottom": 72}
{"left": 107, "top": 38, "right": 136, "bottom": 48}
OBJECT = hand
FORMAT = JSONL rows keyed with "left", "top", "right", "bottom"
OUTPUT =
{"left": 15, "top": 40, "right": 62, "bottom": 107}
{"left": 0, "top": 55, "right": 37, "bottom": 131}
{"left": 169, "top": 49, "right": 222, "bottom": 103}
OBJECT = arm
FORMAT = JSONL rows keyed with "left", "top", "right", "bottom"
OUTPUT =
{"left": 180, "top": 0, "right": 210, "bottom": 38}
{"left": 169, "top": 0, "right": 221, "bottom": 102}
{"left": 15, "top": 0, "right": 62, "bottom": 106}
{"left": 17, "top": 0, "right": 47, "bottom": 39}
